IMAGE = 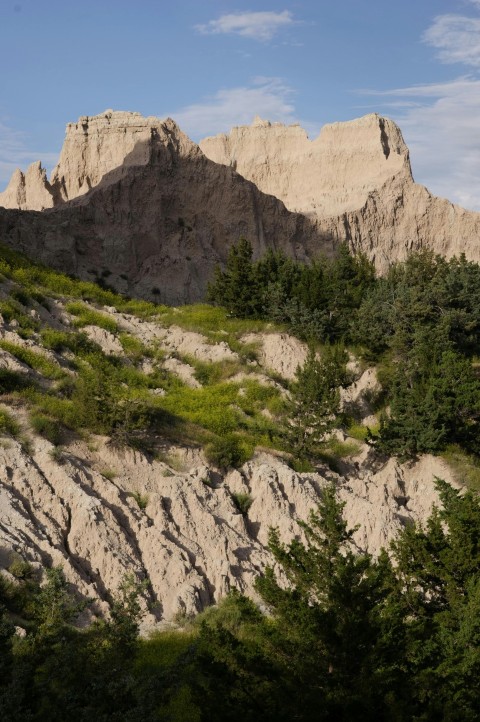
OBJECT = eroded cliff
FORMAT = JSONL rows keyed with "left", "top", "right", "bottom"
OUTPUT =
{"left": 201, "top": 114, "right": 480, "bottom": 270}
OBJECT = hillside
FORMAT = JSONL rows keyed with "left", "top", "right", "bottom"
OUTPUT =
{"left": 201, "top": 113, "right": 480, "bottom": 271}
{"left": 1, "top": 241, "right": 477, "bottom": 628}
{"left": 1, "top": 110, "right": 480, "bottom": 306}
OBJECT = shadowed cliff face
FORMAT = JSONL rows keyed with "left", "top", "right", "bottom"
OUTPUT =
{"left": 201, "top": 114, "right": 480, "bottom": 271}
{"left": 2, "top": 109, "right": 480, "bottom": 299}
{"left": 0, "top": 116, "right": 334, "bottom": 303}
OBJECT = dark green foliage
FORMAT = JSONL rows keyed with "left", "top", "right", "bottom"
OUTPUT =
{"left": 284, "top": 345, "right": 348, "bottom": 458}
{"left": 1, "top": 482, "right": 480, "bottom": 720}
{"left": 208, "top": 240, "right": 376, "bottom": 341}
{"left": 0, "top": 407, "right": 20, "bottom": 437}
{"left": 0, "top": 367, "right": 29, "bottom": 394}
{"left": 209, "top": 246, "right": 480, "bottom": 459}
{"left": 231, "top": 492, "right": 253, "bottom": 514}
{"left": 375, "top": 350, "right": 480, "bottom": 457}
{"left": 194, "top": 480, "right": 480, "bottom": 721}
{"left": 30, "top": 412, "right": 63, "bottom": 445}
{"left": 205, "top": 433, "right": 249, "bottom": 468}
{"left": 207, "top": 237, "right": 263, "bottom": 317}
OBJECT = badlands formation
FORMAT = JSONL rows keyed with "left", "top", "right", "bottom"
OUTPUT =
{"left": 201, "top": 114, "right": 480, "bottom": 270}
{"left": 0, "top": 111, "right": 320, "bottom": 304}
{"left": 0, "top": 109, "right": 475, "bottom": 624}
{"left": 0, "top": 277, "right": 457, "bottom": 623}
{"left": 1, "top": 110, "right": 480, "bottom": 301}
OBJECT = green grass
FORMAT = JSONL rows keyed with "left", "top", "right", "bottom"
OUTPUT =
{"left": 442, "top": 444, "right": 480, "bottom": 493}
{"left": 156, "top": 304, "right": 285, "bottom": 360}
{"left": 346, "top": 422, "right": 380, "bottom": 442}
{"left": 0, "top": 298, "right": 39, "bottom": 336}
{"left": 156, "top": 379, "right": 280, "bottom": 444}
{"left": 129, "top": 491, "right": 149, "bottom": 510}
{"left": 30, "top": 412, "right": 63, "bottom": 445}
{"left": 118, "top": 332, "right": 150, "bottom": 362}
{"left": 0, "top": 244, "right": 158, "bottom": 318}
{"left": 65, "top": 301, "right": 118, "bottom": 333}
{"left": 0, "top": 406, "right": 20, "bottom": 437}
{"left": 135, "top": 630, "right": 201, "bottom": 722}
{"left": 231, "top": 492, "right": 253, "bottom": 514}
{"left": 0, "top": 340, "right": 65, "bottom": 379}
{"left": 40, "top": 328, "right": 100, "bottom": 356}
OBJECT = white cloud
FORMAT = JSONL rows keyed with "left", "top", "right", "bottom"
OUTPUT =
{"left": 354, "top": 4, "right": 480, "bottom": 211}
{"left": 423, "top": 12, "right": 480, "bottom": 67}
{"left": 169, "top": 77, "right": 299, "bottom": 139}
{"left": 0, "top": 121, "right": 57, "bottom": 189}
{"left": 360, "top": 77, "right": 480, "bottom": 210}
{"left": 195, "top": 10, "right": 295, "bottom": 42}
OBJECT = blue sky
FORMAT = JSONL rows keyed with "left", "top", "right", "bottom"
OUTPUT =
{"left": 1, "top": 0, "right": 480, "bottom": 209}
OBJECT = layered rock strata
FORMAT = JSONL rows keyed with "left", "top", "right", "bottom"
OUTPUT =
{"left": 201, "top": 114, "right": 480, "bottom": 270}
{"left": 0, "top": 111, "right": 326, "bottom": 303}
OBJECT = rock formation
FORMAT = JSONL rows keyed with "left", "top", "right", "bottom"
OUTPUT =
{"left": 0, "top": 111, "right": 327, "bottom": 303}
{"left": 201, "top": 113, "right": 480, "bottom": 270}
{"left": 0, "top": 161, "right": 54, "bottom": 211}
{"left": 1, "top": 108, "right": 480, "bottom": 299}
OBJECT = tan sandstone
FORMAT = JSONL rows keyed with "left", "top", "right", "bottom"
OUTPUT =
{"left": 201, "top": 114, "right": 480, "bottom": 271}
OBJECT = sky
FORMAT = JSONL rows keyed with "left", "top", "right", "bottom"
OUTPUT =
{"left": 1, "top": 0, "right": 480, "bottom": 209}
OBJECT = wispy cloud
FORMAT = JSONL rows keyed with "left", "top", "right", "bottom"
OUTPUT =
{"left": 195, "top": 10, "right": 295, "bottom": 42}
{"left": 360, "top": 76, "right": 480, "bottom": 210}
{"left": 170, "top": 77, "right": 299, "bottom": 139}
{"left": 0, "top": 121, "right": 57, "bottom": 189}
{"left": 357, "top": 4, "right": 480, "bottom": 211}
{"left": 423, "top": 12, "right": 480, "bottom": 67}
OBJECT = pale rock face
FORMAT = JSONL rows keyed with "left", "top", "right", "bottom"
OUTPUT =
{"left": 201, "top": 113, "right": 411, "bottom": 217}
{"left": 2, "top": 108, "right": 480, "bottom": 299}
{"left": 50, "top": 110, "right": 165, "bottom": 202}
{"left": 201, "top": 114, "right": 480, "bottom": 269}
{"left": 0, "top": 111, "right": 320, "bottom": 304}
{"left": 0, "top": 162, "right": 54, "bottom": 211}
{"left": 241, "top": 332, "right": 308, "bottom": 380}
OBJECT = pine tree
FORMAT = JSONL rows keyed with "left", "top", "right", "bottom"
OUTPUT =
{"left": 284, "top": 345, "right": 347, "bottom": 458}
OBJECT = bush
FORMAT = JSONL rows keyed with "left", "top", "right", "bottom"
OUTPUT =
{"left": 231, "top": 492, "right": 253, "bottom": 514}
{"left": 205, "top": 434, "right": 250, "bottom": 469}
{"left": 129, "top": 491, "right": 149, "bottom": 510}
{"left": 65, "top": 302, "right": 118, "bottom": 333}
{"left": 0, "top": 407, "right": 20, "bottom": 437}
{"left": 0, "top": 368, "right": 29, "bottom": 394}
{"left": 0, "top": 341, "right": 63, "bottom": 379}
{"left": 30, "top": 413, "right": 62, "bottom": 445}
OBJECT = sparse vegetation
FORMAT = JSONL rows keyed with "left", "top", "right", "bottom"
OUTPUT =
{"left": 129, "top": 491, "right": 149, "bottom": 510}
{"left": 30, "top": 412, "right": 62, "bottom": 445}
{"left": 231, "top": 491, "right": 253, "bottom": 514}
{"left": 0, "top": 406, "right": 20, "bottom": 437}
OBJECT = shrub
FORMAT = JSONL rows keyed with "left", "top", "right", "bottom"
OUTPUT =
{"left": 40, "top": 328, "right": 100, "bottom": 356}
{"left": 0, "top": 368, "right": 29, "bottom": 393}
{"left": 205, "top": 434, "right": 250, "bottom": 469}
{"left": 30, "top": 413, "right": 62, "bottom": 445}
{"left": 231, "top": 492, "right": 253, "bottom": 514}
{"left": 100, "top": 468, "right": 117, "bottom": 481}
{"left": 0, "top": 407, "right": 20, "bottom": 437}
{"left": 129, "top": 491, "right": 149, "bottom": 510}
{"left": 0, "top": 341, "right": 63, "bottom": 379}
{"left": 48, "top": 446, "right": 65, "bottom": 464}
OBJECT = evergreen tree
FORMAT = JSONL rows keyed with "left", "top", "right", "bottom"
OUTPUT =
{"left": 285, "top": 345, "right": 348, "bottom": 458}
{"left": 207, "top": 238, "right": 262, "bottom": 317}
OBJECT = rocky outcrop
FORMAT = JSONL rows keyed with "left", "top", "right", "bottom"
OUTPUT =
{"left": 201, "top": 114, "right": 411, "bottom": 218}
{"left": 0, "top": 161, "right": 54, "bottom": 211}
{"left": 0, "top": 112, "right": 328, "bottom": 303}
{"left": 0, "top": 431, "right": 456, "bottom": 625}
{"left": 2, "top": 109, "right": 480, "bottom": 298}
{"left": 201, "top": 114, "right": 480, "bottom": 270}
